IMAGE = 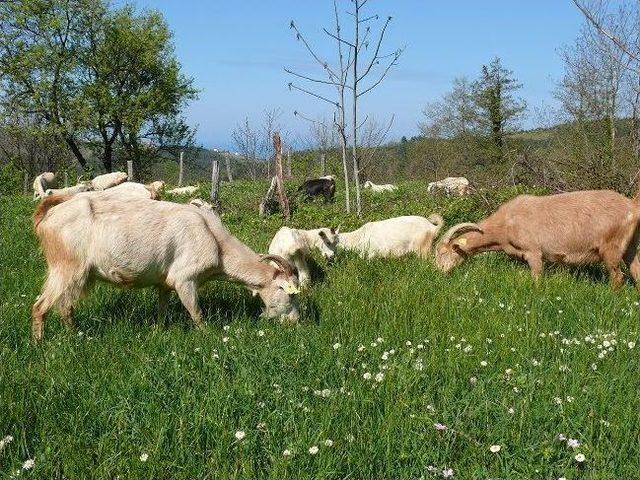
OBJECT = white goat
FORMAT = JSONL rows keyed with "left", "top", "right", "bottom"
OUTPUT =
{"left": 91, "top": 172, "right": 128, "bottom": 191}
{"left": 33, "top": 172, "right": 57, "bottom": 200}
{"left": 427, "top": 177, "right": 470, "bottom": 196}
{"left": 31, "top": 195, "right": 300, "bottom": 340}
{"left": 45, "top": 182, "right": 94, "bottom": 197}
{"left": 78, "top": 181, "right": 165, "bottom": 200}
{"left": 268, "top": 226, "right": 339, "bottom": 286}
{"left": 364, "top": 180, "right": 397, "bottom": 193}
{"left": 167, "top": 185, "right": 199, "bottom": 195}
{"left": 338, "top": 215, "right": 444, "bottom": 258}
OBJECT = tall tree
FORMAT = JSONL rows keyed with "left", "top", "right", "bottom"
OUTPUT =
{"left": 0, "top": 0, "right": 197, "bottom": 173}
{"left": 0, "top": 0, "right": 103, "bottom": 168}
{"left": 473, "top": 58, "right": 526, "bottom": 162}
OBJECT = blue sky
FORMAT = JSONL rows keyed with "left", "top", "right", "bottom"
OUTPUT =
{"left": 132, "top": 1, "right": 585, "bottom": 150}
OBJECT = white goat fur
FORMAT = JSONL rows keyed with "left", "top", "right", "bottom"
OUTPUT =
{"left": 364, "top": 180, "right": 397, "bottom": 192}
{"left": 427, "top": 177, "right": 470, "bottom": 196}
{"left": 167, "top": 185, "right": 199, "bottom": 195}
{"left": 268, "top": 227, "right": 339, "bottom": 286}
{"left": 77, "top": 181, "right": 165, "bottom": 200}
{"left": 338, "top": 215, "right": 444, "bottom": 258}
{"left": 31, "top": 195, "right": 299, "bottom": 340}
{"left": 91, "top": 172, "right": 128, "bottom": 190}
{"left": 33, "top": 172, "right": 56, "bottom": 200}
{"left": 45, "top": 183, "right": 93, "bottom": 197}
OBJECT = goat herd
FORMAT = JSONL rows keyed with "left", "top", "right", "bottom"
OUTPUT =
{"left": 27, "top": 171, "right": 640, "bottom": 341}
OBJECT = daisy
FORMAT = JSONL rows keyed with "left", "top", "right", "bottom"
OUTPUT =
{"left": 309, "top": 445, "right": 319, "bottom": 455}
{"left": 235, "top": 431, "right": 246, "bottom": 441}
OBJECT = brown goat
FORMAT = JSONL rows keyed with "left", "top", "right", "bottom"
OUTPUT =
{"left": 434, "top": 190, "right": 640, "bottom": 287}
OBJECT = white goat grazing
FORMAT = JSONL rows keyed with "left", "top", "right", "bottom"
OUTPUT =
{"left": 167, "top": 185, "right": 199, "bottom": 195}
{"left": 268, "top": 227, "right": 339, "bottom": 286}
{"left": 45, "top": 182, "right": 93, "bottom": 197}
{"left": 31, "top": 195, "right": 300, "bottom": 341}
{"left": 91, "top": 172, "right": 128, "bottom": 190}
{"left": 33, "top": 172, "right": 57, "bottom": 200}
{"left": 338, "top": 215, "right": 444, "bottom": 259}
{"left": 364, "top": 180, "right": 397, "bottom": 193}
{"left": 427, "top": 177, "right": 470, "bottom": 196}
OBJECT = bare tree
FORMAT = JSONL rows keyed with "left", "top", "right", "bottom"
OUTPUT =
{"left": 348, "top": 0, "right": 404, "bottom": 215}
{"left": 231, "top": 117, "right": 259, "bottom": 179}
{"left": 286, "top": 0, "right": 403, "bottom": 215}
{"left": 287, "top": 0, "right": 352, "bottom": 212}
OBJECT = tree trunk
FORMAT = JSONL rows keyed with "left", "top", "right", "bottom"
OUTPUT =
{"left": 103, "top": 143, "right": 113, "bottom": 173}
{"left": 273, "top": 133, "right": 290, "bottom": 222}
{"left": 64, "top": 136, "right": 87, "bottom": 169}
{"left": 352, "top": 2, "right": 362, "bottom": 216}
{"left": 320, "top": 153, "right": 326, "bottom": 176}
{"left": 127, "top": 160, "right": 133, "bottom": 180}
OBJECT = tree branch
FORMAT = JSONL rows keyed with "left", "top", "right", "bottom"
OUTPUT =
{"left": 572, "top": 0, "right": 640, "bottom": 64}
{"left": 288, "top": 82, "right": 340, "bottom": 107}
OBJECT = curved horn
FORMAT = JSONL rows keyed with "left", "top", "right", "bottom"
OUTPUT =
{"left": 260, "top": 254, "right": 295, "bottom": 276}
{"left": 440, "top": 223, "right": 483, "bottom": 245}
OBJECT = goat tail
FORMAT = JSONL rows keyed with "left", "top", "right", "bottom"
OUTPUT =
{"left": 33, "top": 194, "right": 71, "bottom": 230}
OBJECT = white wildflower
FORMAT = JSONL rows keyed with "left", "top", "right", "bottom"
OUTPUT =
{"left": 324, "top": 439, "right": 334, "bottom": 447}
{"left": 22, "top": 459, "right": 35, "bottom": 470}
{"left": 363, "top": 372, "right": 372, "bottom": 380}
{"left": 235, "top": 431, "right": 246, "bottom": 441}
{"left": 375, "top": 372, "right": 384, "bottom": 382}
{"left": 333, "top": 342, "right": 341, "bottom": 350}
{"left": 489, "top": 444, "right": 501, "bottom": 453}
{"left": 567, "top": 438, "right": 580, "bottom": 448}
{"left": 574, "top": 453, "right": 586, "bottom": 463}
{"left": 308, "top": 445, "right": 319, "bottom": 455}
{"left": 282, "top": 449, "right": 292, "bottom": 458}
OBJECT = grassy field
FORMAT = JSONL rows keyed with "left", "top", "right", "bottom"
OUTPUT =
{"left": 1, "top": 181, "right": 639, "bottom": 479}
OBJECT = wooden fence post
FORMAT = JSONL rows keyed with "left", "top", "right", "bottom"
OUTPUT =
{"left": 211, "top": 159, "right": 220, "bottom": 207}
{"left": 178, "top": 151, "right": 184, "bottom": 186}
{"left": 273, "top": 133, "right": 290, "bottom": 221}
{"left": 23, "top": 171, "right": 29, "bottom": 195}
{"left": 127, "top": 160, "right": 133, "bottom": 180}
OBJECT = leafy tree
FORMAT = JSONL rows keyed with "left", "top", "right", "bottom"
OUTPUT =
{"left": 473, "top": 57, "right": 526, "bottom": 161}
{"left": 0, "top": 0, "right": 197, "bottom": 173}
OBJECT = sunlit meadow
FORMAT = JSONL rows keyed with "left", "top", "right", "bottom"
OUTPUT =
{"left": 1, "top": 181, "right": 639, "bottom": 479}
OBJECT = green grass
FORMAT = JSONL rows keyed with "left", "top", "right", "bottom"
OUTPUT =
{"left": 1, "top": 182, "right": 639, "bottom": 479}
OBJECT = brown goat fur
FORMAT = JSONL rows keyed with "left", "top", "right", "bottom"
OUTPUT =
{"left": 434, "top": 190, "right": 640, "bottom": 288}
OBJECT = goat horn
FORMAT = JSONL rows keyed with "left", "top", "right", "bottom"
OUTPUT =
{"left": 440, "top": 223, "right": 483, "bottom": 244}
{"left": 260, "top": 254, "right": 295, "bottom": 276}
